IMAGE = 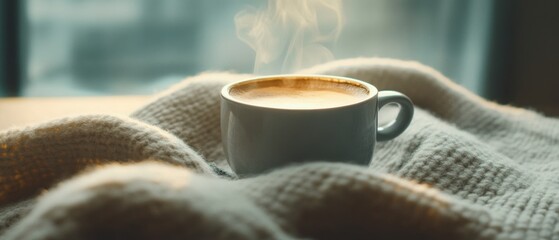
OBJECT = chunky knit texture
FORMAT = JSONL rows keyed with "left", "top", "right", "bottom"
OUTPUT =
{"left": 1, "top": 58, "right": 558, "bottom": 239}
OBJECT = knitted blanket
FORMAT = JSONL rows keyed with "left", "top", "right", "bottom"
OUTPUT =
{"left": 1, "top": 58, "right": 558, "bottom": 239}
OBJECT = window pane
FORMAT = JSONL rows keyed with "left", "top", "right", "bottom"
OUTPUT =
{"left": 24, "top": 0, "right": 493, "bottom": 96}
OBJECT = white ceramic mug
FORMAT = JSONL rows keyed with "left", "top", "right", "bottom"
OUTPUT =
{"left": 221, "top": 75, "right": 414, "bottom": 177}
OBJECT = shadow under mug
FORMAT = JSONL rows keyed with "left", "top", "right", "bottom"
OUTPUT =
{"left": 221, "top": 75, "right": 414, "bottom": 177}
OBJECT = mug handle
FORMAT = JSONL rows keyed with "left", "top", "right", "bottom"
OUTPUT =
{"left": 377, "top": 91, "right": 414, "bottom": 141}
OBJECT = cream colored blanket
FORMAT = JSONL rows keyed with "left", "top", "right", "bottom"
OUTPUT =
{"left": 1, "top": 58, "right": 558, "bottom": 239}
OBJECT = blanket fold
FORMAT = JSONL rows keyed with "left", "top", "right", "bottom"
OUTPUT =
{"left": 0, "top": 58, "right": 558, "bottom": 239}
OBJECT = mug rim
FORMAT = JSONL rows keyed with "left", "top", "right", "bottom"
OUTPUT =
{"left": 221, "top": 74, "right": 378, "bottom": 111}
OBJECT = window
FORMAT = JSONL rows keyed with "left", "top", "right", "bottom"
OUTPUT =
{"left": 1, "top": 0, "right": 494, "bottom": 97}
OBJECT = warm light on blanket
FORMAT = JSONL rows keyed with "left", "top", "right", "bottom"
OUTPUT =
{"left": 80, "top": 163, "right": 192, "bottom": 190}
{"left": 379, "top": 173, "right": 449, "bottom": 207}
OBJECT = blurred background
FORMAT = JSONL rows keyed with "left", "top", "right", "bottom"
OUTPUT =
{"left": 1, "top": 0, "right": 558, "bottom": 115}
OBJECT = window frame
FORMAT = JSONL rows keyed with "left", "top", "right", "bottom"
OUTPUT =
{"left": 1, "top": 1, "right": 24, "bottom": 96}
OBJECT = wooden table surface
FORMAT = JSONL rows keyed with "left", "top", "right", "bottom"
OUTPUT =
{"left": 0, "top": 96, "right": 149, "bottom": 130}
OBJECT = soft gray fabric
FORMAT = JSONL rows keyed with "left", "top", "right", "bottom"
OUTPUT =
{"left": 0, "top": 58, "right": 558, "bottom": 239}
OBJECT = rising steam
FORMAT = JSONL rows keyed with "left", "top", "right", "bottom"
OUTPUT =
{"left": 235, "top": 0, "right": 343, "bottom": 74}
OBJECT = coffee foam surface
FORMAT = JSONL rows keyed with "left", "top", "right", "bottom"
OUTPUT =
{"left": 229, "top": 78, "right": 369, "bottom": 109}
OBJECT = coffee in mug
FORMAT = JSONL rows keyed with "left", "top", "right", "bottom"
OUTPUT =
{"left": 228, "top": 78, "right": 369, "bottom": 109}
{"left": 221, "top": 75, "right": 414, "bottom": 177}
